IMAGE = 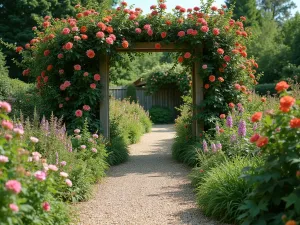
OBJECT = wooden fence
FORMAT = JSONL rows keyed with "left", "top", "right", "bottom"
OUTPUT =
{"left": 109, "top": 86, "right": 183, "bottom": 111}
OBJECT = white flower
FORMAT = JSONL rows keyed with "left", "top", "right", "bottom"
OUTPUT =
{"left": 30, "top": 137, "right": 39, "bottom": 143}
{"left": 0, "top": 155, "right": 9, "bottom": 163}
{"left": 74, "top": 129, "right": 80, "bottom": 134}
{"left": 60, "top": 172, "right": 68, "bottom": 178}
{"left": 48, "top": 165, "right": 58, "bottom": 171}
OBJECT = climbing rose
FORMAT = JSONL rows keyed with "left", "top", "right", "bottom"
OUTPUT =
{"left": 159, "top": 3, "right": 167, "bottom": 9}
{"left": 256, "top": 137, "right": 268, "bottom": 147}
{"left": 275, "top": 81, "right": 289, "bottom": 93}
{"left": 200, "top": 26, "right": 209, "bottom": 32}
{"left": 251, "top": 112, "right": 263, "bottom": 122}
{"left": 83, "top": 105, "right": 91, "bottom": 111}
{"left": 250, "top": 133, "right": 260, "bottom": 143}
{"left": 224, "top": 55, "right": 231, "bottom": 62}
{"left": 65, "top": 42, "right": 73, "bottom": 50}
{"left": 65, "top": 179, "right": 72, "bottom": 187}
{"left": 290, "top": 118, "right": 300, "bottom": 128}
{"left": 75, "top": 110, "right": 83, "bottom": 117}
{"left": 90, "top": 83, "right": 96, "bottom": 89}
{"left": 217, "top": 48, "right": 224, "bottom": 54}
{"left": 280, "top": 96, "right": 295, "bottom": 112}
{"left": 147, "top": 29, "right": 153, "bottom": 36}
{"left": 96, "top": 31, "right": 105, "bottom": 38}
{"left": 135, "top": 28, "right": 142, "bottom": 34}
{"left": 122, "top": 40, "right": 129, "bottom": 48}
{"left": 47, "top": 65, "right": 53, "bottom": 71}
{"left": 59, "top": 69, "right": 64, "bottom": 75}
{"left": 285, "top": 220, "right": 297, "bottom": 225}
{"left": 213, "top": 28, "right": 220, "bottom": 35}
{"left": 74, "top": 36, "right": 81, "bottom": 41}
{"left": 106, "top": 37, "right": 114, "bottom": 45}
{"left": 211, "top": 6, "right": 218, "bottom": 11}
{"left": 59, "top": 104, "right": 63, "bottom": 108}
{"left": 42, "top": 202, "right": 51, "bottom": 212}
{"left": 92, "top": 134, "right": 99, "bottom": 139}
{"left": 178, "top": 31, "right": 185, "bottom": 37}
{"left": 86, "top": 49, "right": 95, "bottom": 58}
{"left": 34, "top": 171, "right": 46, "bottom": 181}
{"left": 209, "top": 75, "right": 215, "bottom": 82}
{"left": 9, "top": 204, "right": 19, "bottom": 212}
{"left": 234, "top": 84, "right": 241, "bottom": 90}
{"left": 184, "top": 52, "right": 191, "bottom": 59}
{"left": 74, "top": 64, "right": 81, "bottom": 71}
{"left": 161, "top": 32, "right": 167, "bottom": 38}
{"left": 202, "top": 64, "right": 208, "bottom": 69}
{"left": 94, "top": 74, "right": 101, "bottom": 81}
{"left": 80, "top": 145, "right": 86, "bottom": 149}
{"left": 62, "top": 28, "right": 70, "bottom": 35}
{"left": 72, "top": 26, "right": 79, "bottom": 32}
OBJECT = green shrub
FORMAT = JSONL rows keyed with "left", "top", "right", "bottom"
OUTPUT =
{"left": 149, "top": 106, "right": 174, "bottom": 124}
{"left": 126, "top": 84, "right": 137, "bottom": 103}
{"left": 196, "top": 157, "right": 262, "bottom": 224}
{"left": 255, "top": 83, "right": 276, "bottom": 95}
{"left": 106, "top": 136, "right": 129, "bottom": 166}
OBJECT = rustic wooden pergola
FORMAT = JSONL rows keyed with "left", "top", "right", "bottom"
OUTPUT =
{"left": 99, "top": 42, "right": 203, "bottom": 138}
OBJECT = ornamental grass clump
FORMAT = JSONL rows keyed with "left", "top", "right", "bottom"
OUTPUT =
{"left": 238, "top": 81, "right": 300, "bottom": 225}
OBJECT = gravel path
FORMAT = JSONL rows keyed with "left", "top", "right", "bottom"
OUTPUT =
{"left": 77, "top": 124, "right": 222, "bottom": 225}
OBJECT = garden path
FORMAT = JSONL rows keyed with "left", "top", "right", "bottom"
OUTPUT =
{"left": 77, "top": 124, "right": 222, "bottom": 225}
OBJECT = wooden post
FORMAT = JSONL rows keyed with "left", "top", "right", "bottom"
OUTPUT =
{"left": 99, "top": 54, "right": 110, "bottom": 138}
{"left": 192, "top": 48, "right": 204, "bottom": 137}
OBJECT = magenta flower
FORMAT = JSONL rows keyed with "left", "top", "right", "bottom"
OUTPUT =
{"left": 226, "top": 116, "right": 233, "bottom": 128}
{"left": 42, "top": 202, "right": 51, "bottom": 212}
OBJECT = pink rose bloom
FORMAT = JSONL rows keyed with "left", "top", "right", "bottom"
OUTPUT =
{"left": 129, "top": 14, "right": 136, "bottom": 20}
{"left": 74, "top": 64, "right": 81, "bottom": 71}
{"left": 65, "top": 179, "right": 72, "bottom": 187}
{"left": 224, "top": 55, "right": 231, "bottom": 62}
{"left": 59, "top": 104, "right": 63, "bottom": 108}
{"left": 75, "top": 110, "right": 83, "bottom": 117}
{"left": 94, "top": 74, "right": 101, "bottom": 81}
{"left": 96, "top": 31, "right": 105, "bottom": 39}
{"left": 211, "top": 6, "right": 218, "bottom": 11}
{"left": 1, "top": 120, "right": 13, "bottom": 130}
{"left": 83, "top": 105, "right": 91, "bottom": 111}
{"left": 213, "top": 28, "right": 220, "bottom": 36}
{"left": 80, "top": 145, "right": 86, "bottom": 149}
{"left": 135, "top": 28, "right": 141, "bottom": 34}
{"left": 234, "top": 84, "right": 241, "bottom": 90}
{"left": 72, "top": 26, "right": 79, "bottom": 32}
{"left": 0, "top": 155, "right": 9, "bottom": 163}
{"left": 34, "top": 171, "right": 46, "bottom": 181}
{"left": 92, "top": 134, "right": 99, "bottom": 139}
{"left": 159, "top": 3, "right": 167, "bottom": 9}
{"left": 83, "top": 72, "right": 89, "bottom": 77}
{"left": 75, "top": 135, "right": 81, "bottom": 139}
{"left": 62, "top": 28, "right": 70, "bottom": 35}
{"left": 106, "top": 37, "right": 114, "bottom": 45}
{"left": 60, "top": 84, "right": 66, "bottom": 91}
{"left": 60, "top": 172, "right": 69, "bottom": 177}
{"left": 192, "top": 30, "right": 198, "bottom": 36}
{"left": 32, "top": 152, "right": 41, "bottom": 161}
{"left": 184, "top": 52, "right": 191, "bottom": 59}
{"left": 5, "top": 134, "right": 12, "bottom": 141}
{"left": 74, "top": 36, "right": 81, "bottom": 41}
{"left": 42, "top": 202, "right": 51, "bottom": 212}
{"left": 13, "top": 128, "right": 24, "bottom": 136}
{"left": 59, "top": 69, "right": 64, "bottom": 75}
{"left": 65, "top": 42, "right": 73, "bottom": 50}
{"left": 60, "top": 161, "right": 67, "bottom": 166}
{"left": 65, "top": 97, "right": 70, "bottom": 101}
{"left": 44, "top": 50, "right": 50, "bottom": 56}
{"left": 201, "top": 26, "right": 209, "bottom": 33}
{"left": 202, "top": 64, "right": 208, "bottom": 69}
{"left": 30, "top": 137, "right": 39, "bottom": 143}
{"left": 74, "top": 129, "right": 80, "bottom": 134}
{"left": 92, "top": 148, "right": 97, "bottom": 153}
{"left": 9, "top": 204, "right": 19, "bottom": 212}
{"left": 64, "top": 81, "right": 71, "bottom": 87}
{"left": 143, "top": 24, "right": 151, "bottom": 30}
{"left": 90, "top": 83, "right": 96, "bottom": 89}
{"left": 187, "top": 29, "right": 194, "bottom": 35}
{"left": 48, "top": 165, "right": 58, "bottom": 171}
{"left": 217, "top": 48, "right": 224, "bottom": 54}
{"left": 178, "top": 31, "right": 185, "bottom": 37}
{"left": 5, "top": 180, "right": 22, "bottom": 194}
{"left": 147, "top": 29, "right": 153, "bottom": 36}
{"left": 109, "top": 34, "right": 116, "bottom": 41}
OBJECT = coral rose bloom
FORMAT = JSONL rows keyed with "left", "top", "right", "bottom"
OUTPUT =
{"left": 74, "top": 64, "right": 81, "bottom": 71}
{"left": 94, "top": 74, "right": 101, "bottom": 81}
{"left": 86, "top": 49, "right": 95, "bottom": 58}
{"left": 290, "top": 118, "right": 300, "bottom": 128}
{"left": 275, "top": 81, "right": 289, "bottom": 92}
{"left": 155, "top": 43, "right": 161, "bottom": 49}
{"left": 75, "top": 110, "right": 83, "bottom": 117}
{"left": 217, "top": 48, "right": 224, "bottom": 54}
{"left": 209, "top": 75, "right": 215, "bottom": 82}
{"left": 279, "top": 96, "right": 295, "bottom": 112}
{"left": 251, "top": 112, "right": 263, "bottom": 122}
{"left": 228, "top": 102, "right": 235, "bottom": 108}
{"left": 122, "top": 40, "right": 129, "bottom": 48}
{"left": 161, "top": 32, "right": 167, "bottom": 38}
{"left": 90, "top": 83, "right": 96, "bottom": 89}
{"left": 204, "top": 84, "right": 210, "bottom": 89}
{"left": 178, "top": 56, "right": 184, "bottom": 63}
{"left": 218, "top": 77, "right": 224, "bottom": 82}
{"left": 65, "top": 42, "right": 73, "bottom": 50}
{"left": 220, "top": 114, "right": 226, "bottom": 119}
{"left": 184, "top": 52, "right": 191, "bottom": 59}
{"left": 201, "top": 26, "right": 209, "bottom": 33}
{"left": 256, "top": 136, "right": 268, "bottom": 147}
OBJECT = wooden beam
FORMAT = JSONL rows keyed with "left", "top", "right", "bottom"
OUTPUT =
{"left": 99, "top": 54, "right": 110, "bottom": 138}
{"left": 116, "top": 42, "right": 189, "bottom": 52}
{"left": 192, "top": 47, "right": 204, "bottom": 137}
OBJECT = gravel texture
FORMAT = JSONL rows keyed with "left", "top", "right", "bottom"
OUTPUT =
{"left": 76, "top": 124, "right": 223, "bottom": 225}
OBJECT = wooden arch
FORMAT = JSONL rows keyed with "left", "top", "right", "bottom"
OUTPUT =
{"left": 99, "top": 42, "right": 203, "bottom": 138}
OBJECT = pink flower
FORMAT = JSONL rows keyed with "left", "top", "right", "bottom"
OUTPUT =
{"left": 74, "top": 129, "right": 80, "bottom": 134}
{"left": 86, "top": 49, "right": 95, "bottom": 58}
{"left": 184, "top": 52, "right": 191, "bottom": 59}
{"left": 224, "top": 55, "right": 231, "bottom": 62}
{"left": 217, "top": 48, "right": 224, "bottom": 54}
{"left": 80, "top": 145, "right": 86, "bottom": 149}
{"left": 90, "top": 83, "right": 96, "bottom": 89}
{"left": 42, "top": 202, "right": 51, "bottom": 212}
{"left": 60, "top": 84, "right": 66, "bottom": 91}
{"left": 234, "top": 83, "right": 241, "bottom": 90}
{"left": 94, "top": 74, "right": 101, "bottom": 81}
{"left": 13, "top": 128, "right": 24, "bottom": 136}
{"left": 178, "top": 31, "right": 185, "bottom": 37}
{"left": 72, "top": 26, "right": 79, "bottom": 32}
{"left": 60, "top": 161, "right": 67, "bottom": 166}
{"left": 0, "top": 155, "right": 9, "bottom": 163}
{"left": 62, "top": 28, "right": 70, "bottom": 35}
{"left": 106, "top": 37, "right": 114, "bottom": 45}
{"left": 9, "top": 204, "right": 19, "bottom": 212}
{"left": 83, "top": 105, "right": 91, "bottom": 111}
{"left": 65, "top": 179, "right": 72, "bottom": 187}
{"left": 211, "top": 6, "right": 218, "bottom": 11}
{"left": 159, "top": 3, "right": 167, "bottom": 9}
{"left": 32, "top": 152, "right": 41, "bottom": 161}
{"left": 201, "top": 26, "right": 209, "bottom": 33}
{"left": 129, "top": 14, "right": 136, "bottom": 20}
{"left": 59, "top": 104, "right": 63, "bottom": 108}
{"left": 96, "top": 31, "right": 105, "bottom": 38}
{"left": 143, "top": 24, "right": 151, "bottom": 30}
{"left": 1, "top": 120, "right": 13, "bottom": 130}
{"left": 64, "top": 81, "right": 71, "bottom": 87}
{"left": 135, "top": 28, "right": 142, "bottom": 34}
{"left": 34, "top": 171, "right": 46, "bottom": 181}
{"left": 5, "top": 180, "right": 22, "bottom": 194}
{"left": 161, "top": 32, "right": 167, "bottom": 38}
{"left": 109, "top": 34, "right": 116, "bottom": 41}
{"left": 65, "top": 42, "right": 73, "bottom": 50}
{"left": 75, "top": 110, "right": 83, "bottom": 117}
{"left": 74, "top": 36, "right": 81, "bottom": 41}
{"left": 83, "top": 72, "right": 89, "bottom": 77}
{"left": 147, "top": 29, "right": 153, "bottom": 36}
{"left": 213, "top": 28, "right": 220, "bottom": 36}
{"left": 74, "top": 64, "right": 81, "bottom": 71}
{"left": 30, "top": 137, "right": 39, "bottom": 143}
{"left": 92, "top": 134, "right": 99, "bottom": 139}
{"left": 59, "top": 69, "right": 64, "bottom": 75}
{"left": 187, "top": 29, "right": 194, "bottom": 35}
{"left": 44, "top": 50, "right": 50, "bottom": 56}
{"left": 60, "top": 172, "right": 69, "bottom": 177}
{"left": 0, "top": 101, "right": 12, "bottom": 113}
{"left": 48, "top": 165, "right": 58, "bottom": 171}
{"left": 92, "top": 148, "right": 97, "bottom": 153}
{"left": 202, "top": 64, "right": 208, "bottom": 69}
